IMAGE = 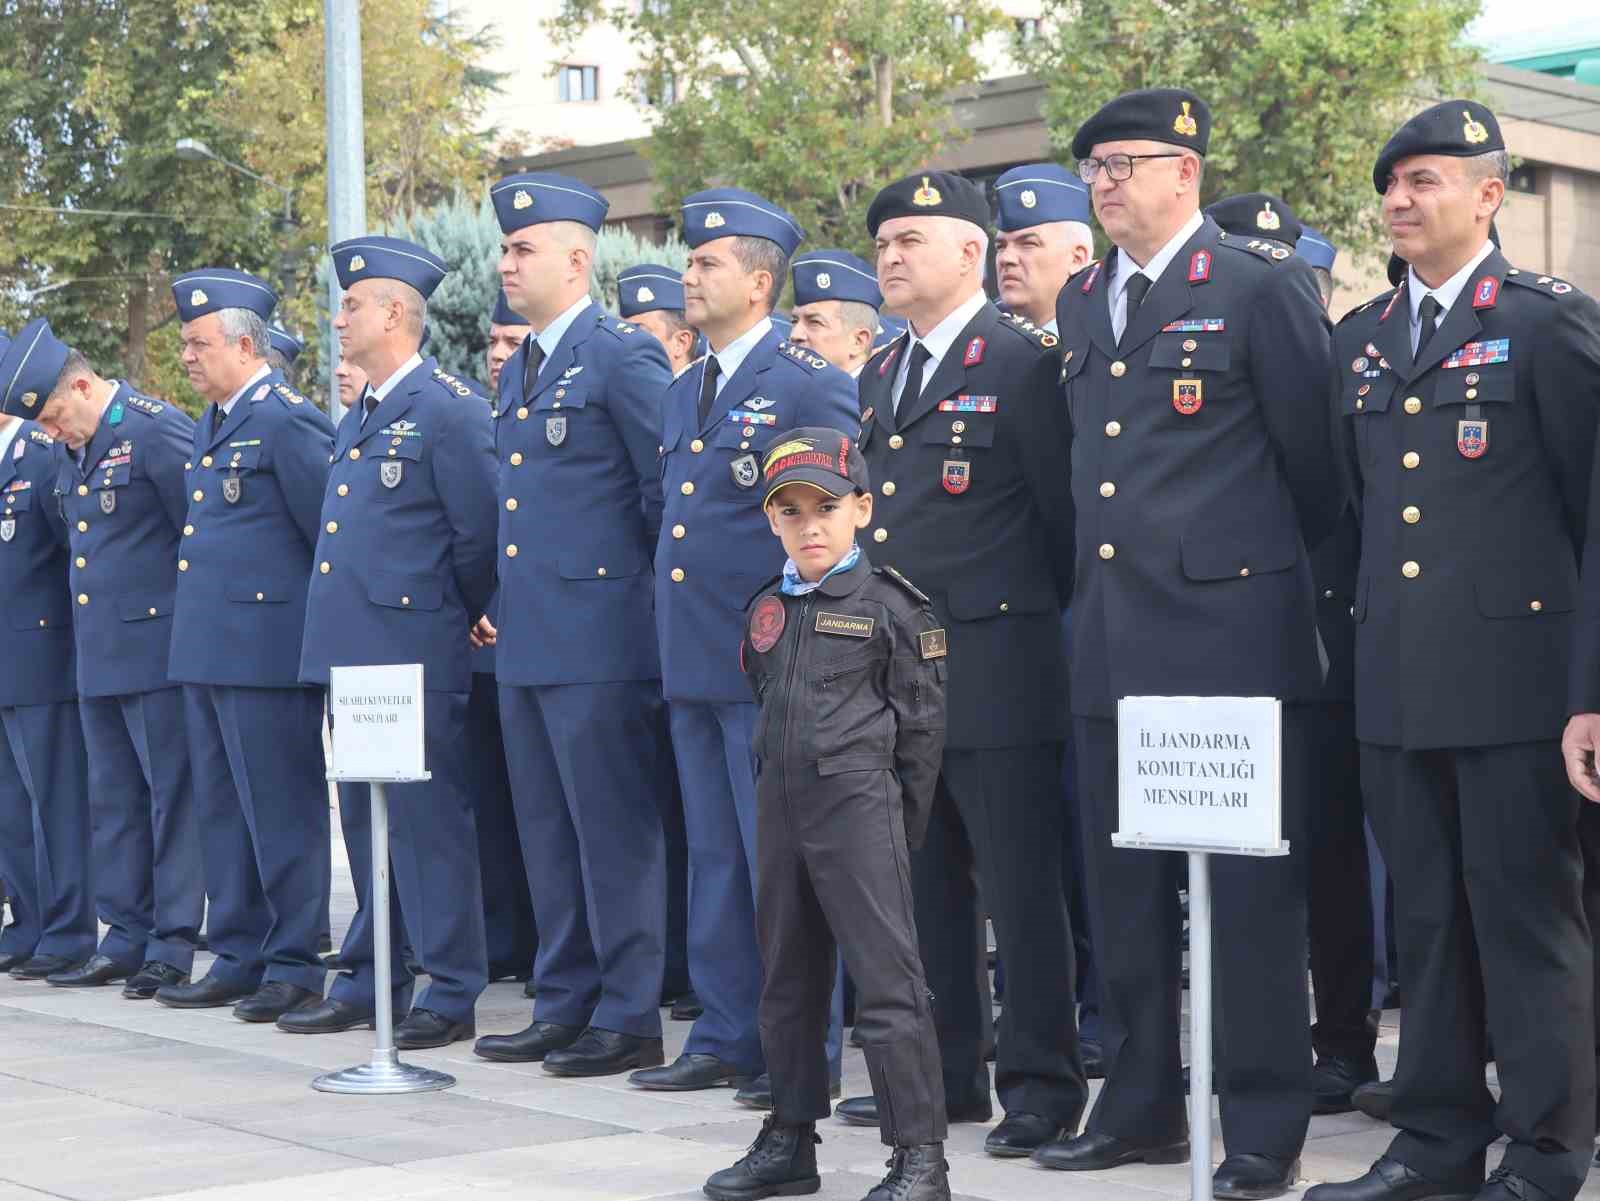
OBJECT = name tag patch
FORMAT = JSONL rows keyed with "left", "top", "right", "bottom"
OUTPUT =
{"left": 938, "top": 395, "right": 997, "bottom": 413}
{"left": 1442, "top": 338, "right": 1509, "bottom": 369}
{"left": 815, "top": 611, "right": 874, "bottom": 638}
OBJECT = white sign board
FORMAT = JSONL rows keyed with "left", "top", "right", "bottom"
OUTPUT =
{"left": 327, "top": 664, "right": 428, "bottom": 783}
{"left": 1113, "top": 696, "right": 1287, "bottom": 856}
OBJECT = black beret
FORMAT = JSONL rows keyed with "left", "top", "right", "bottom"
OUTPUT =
{"left": 1071, "top": 87, "right": 1210, "bottom": 160}
{"left": 1204, "top": 192, "right": 1301, "bottom": 248}
{"left": 867, "top": 171, "right": 989, "bottom": 238}
{"left": 1373, "top": 100, "right": 1504, "bottom": 194}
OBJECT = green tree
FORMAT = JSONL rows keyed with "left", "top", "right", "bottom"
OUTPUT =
{"left": 1018, "top": 0, "right": 1482, "bottom": 264}
{"left": 553, "top": 0, "right": 1007, "bottom": 255}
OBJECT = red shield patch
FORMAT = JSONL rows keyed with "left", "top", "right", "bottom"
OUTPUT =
{"left": 963, "top": 337, "right": 985, "bottom": 367}
{"left": 942, "top": 459, "right": 970, "bottom": 494}
{"left": 749, "top": 595, "right": 786, "bottom": 653}
{"left": 1457, "top": 419, "right": 1488, "bottom": 460}
{"left": 1471, "top": 276, "right": 1498, "bottom": 309}
{"left": 1173, "top": 379, "right": 1202, "bottom": 415}
{"left": 1187, "top": 250, "right": 1211, "bottom": 283}
{"left": 877, "top": 347, "right": 899, "bottom": 377}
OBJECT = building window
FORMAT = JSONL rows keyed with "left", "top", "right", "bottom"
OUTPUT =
{"left": 1014, "top": 17, "right": 1039, "bottom": 42}
{"left": 639, "top": 0, "right": 668, "bottom": 13}
{"left": 559, "top": 65, "right": 599, "bottom": 102}
{"left": 1508, "top": 164, "right": 1538, "bottom": 194}
{"left": 638, "top": 73, "right": 677, "bottom": 107}
{"left": 949, "top": 13, "right": 966, "bottom": 33}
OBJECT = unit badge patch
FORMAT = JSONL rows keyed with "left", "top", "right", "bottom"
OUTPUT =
{"left": 546, "top": 414, "right": 567, "bottom": 446}
{"left": 380, "top": 460, "right": 404, "bottom": 488}
{"left": 942, "top": 459, "right": 970, "bottom": 494}
{"left": 1173, "top": 379, "right": 1203, "bottom": 415}
{"left": 1457, "top": 420, "right": 1489, "bottom": 460}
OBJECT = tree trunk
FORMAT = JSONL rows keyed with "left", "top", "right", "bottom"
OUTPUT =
{"left": 124, "top": 258, "right": 154, "bottom": 387}
{"left": 874, "top": 54, "right": 893, "bottom": 127}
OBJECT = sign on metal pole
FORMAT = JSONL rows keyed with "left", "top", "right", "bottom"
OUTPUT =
{"left": 314, "top": 664, "right": 449, "bottom": 1095}
{"left": 1114, "top": 696, "right": 1288, "bottom": 1201}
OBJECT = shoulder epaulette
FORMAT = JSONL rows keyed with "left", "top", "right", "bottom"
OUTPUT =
{"left": 876, "top": 564, "right": 931, "bottom": 605}
{"left": 1505, "top": 268, "right": 1578, "bottom": 298}
{"left": 125, "top": 394, "right": 165, "bottom": 415}
{"left": 1337, "top": 291, "right": 1393, "bottom": 324}
{"left": 1068, "top": 259, "right": 1100, "bottom": 286}
{"left": 431, "top": 366, "right": 478, "bottom": 399}
{"left": 744, "top": 573, "right": 784, "bottom": 609}
{"left": 998, "top": 310, "right": 1060, "bottom": 349}
{"left": 778, "top": 341, "right": 830, "bottom": 372}
{"left": 600, "top": 312, "right": 642, "bottom": 337}
{"left": 270, "top": 381, "right": 308, "bottom": 406}
{"left": 1218, "top": 236, "right": 1293, "bottom": 264}
{"left": 27, "top": 428, "right": 54, "bottom": 445}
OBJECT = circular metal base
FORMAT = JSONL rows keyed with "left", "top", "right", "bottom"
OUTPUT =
{"left": 313, "top": 1052, "right": 455, "bottom": 1095}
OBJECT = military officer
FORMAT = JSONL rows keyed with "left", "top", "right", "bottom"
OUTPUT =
{"left": 631, "top": 187, "right": 858, "bottom": 1094}
{"left": 787, "top": 250, "right": 883, "bottom": 379}
{"left": 833, "top": 169, "right": 1083, "bottom": 1159}
{"left": 0, "top": 331, "right": 96, "bottom": 983}
{"left": 485, "top": 289, "right": 528, "bottom": 393}
{"left": 466, "top": 172, "right": 670, "bottom": 1076}
{"left": 994, "top": 162, "right": 1096, "bottom": 332}
{"left": 0, "top": 319, "right": 203, "bottom": 1000}
{"left": 1041, "top": 91, "right": 1341, "bottom": 1198}
{"left": 1310, "top": 101, "right": 1598, "bottom": 1201}
{"left": 283, "top": 236, "right": 498, "bottom": 1050}
{"left": 149, "top": 270, "right": 336, "bottom": 1021}
{"left": 618, "top": 264, "right": 700, "bottom": 379}
{"left": 266, "top": 325, "right": 304, "bottom": 376}
{"left": 874, "top": 314, "right": 908, "bottom": 355}
{"left": 1203, "top": 201, "right": 1381, "bottom": 1114}
{"left": 992, "top": 159, "right": 1103, "bottom": 1076}
{"left": 1296, "top": 226, "right": 1339, "bottom": 308}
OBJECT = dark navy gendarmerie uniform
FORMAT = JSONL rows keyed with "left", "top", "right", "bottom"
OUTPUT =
{"left": 298, "top": 237, "right": 498, "bottom": 1030}
{"left": 850, "top": 170, "right": 1085, "bottom": 1134}
{"left": 644, "top": 188, "right": 859, "bottom": 1085}
{"left": 739, "top": 431, "right": 948, "bottom": 1148}
{"left": 482, "top": 172, "right": 670, "bottom": 1063}
{"left": 0, "top": 319, "right": 204, "bottom": 983}
{"left": 0, "top": 401, "right": 96, "bottom": 975}
{"left": 164, "top": 270, "right": 336, "bottom": 1009}
{"left": 1328, "top": 100, "right": 1598, "bottom": 1201}
{"left": 1053, "top": 88, "right": 1341, "bottom": 1168}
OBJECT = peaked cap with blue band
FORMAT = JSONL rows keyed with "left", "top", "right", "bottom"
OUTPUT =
{"left": 994, "top": 163, "right": 1091, "bottom": 231}
{"left": 171, "top": 268, "right": 277, "bottom": 322}
{"left": 680, "top": 188, "right": 804, "bottom": 256}
{"left": 331, "top": 236, "right": 448, "bottom": 299}
{"left": 267, "top": 325, "right": 305, "bottom": 363}
{"left": 491, "top": 171, "right": 610, "bottom": 233}
{"left": 491, "top": 289, "right": 529, "bottom": 327}
{"left": 0, "top": 318, "right": 72, "bottom": 417}
{"left": 1295, "top": 226, "right": 1337, "bottom": 271}
{"left": 617, "top": 264, "right": 687, "bottom": 317}
{"left": 791, "top": 250, "right": 881, "bottom": 308}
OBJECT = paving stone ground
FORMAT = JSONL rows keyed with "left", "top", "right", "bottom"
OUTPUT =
{"left": 2, "top": 811, "right": 1595, "bottom": 1201}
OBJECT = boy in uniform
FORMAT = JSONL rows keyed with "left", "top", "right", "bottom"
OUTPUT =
{"left": 703, "top": 427, "right": 950, "bottom": 1201}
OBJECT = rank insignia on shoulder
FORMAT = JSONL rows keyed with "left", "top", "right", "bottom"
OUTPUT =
{"left": 938, "top": 395, "right": 997, "bottom": 413}
{"left": 781, "top": 342, "right": 828, "bottom": 370}
{"left": 1187, "top": 250, "right": 1211, "bottom": 283}
{"left": 816, "top": 610, "right": 874, "bottom": 638}
{"left": 272, "top": 383, "right": 305, "bottom": 405}
{"left": 432, "top": 368, "right": 473, "bottom": 398}
{"left": 28, "top": 429, "right": 52, "bottom": 445}
{"left": 962, "top": 337, "right": 985, "bottom": 367}
{"left": 125, "top": 395, "right": 164, "bottom": 415}
{"left": 918, "top": 627, "right": 948, "bottom": 660}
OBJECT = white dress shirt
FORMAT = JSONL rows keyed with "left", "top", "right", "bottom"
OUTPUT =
{"left": 706, "top": 316, "right": 773, "bottom": 397}
{"left": 893, "top": 288, "right": 988, "bottom": 413}
{"left": 1407, "top": 240, "right": 1493, "bottom": 356}
{"left": 1108, "top": 209, "right": 1205, "bottom": 342}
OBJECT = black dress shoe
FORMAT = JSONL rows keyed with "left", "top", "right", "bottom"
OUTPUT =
{"left": 1032, "top": 1130, "right": 1190, "bottom": 1171}
{"left": 986, "top": 1111, "right": 1067, "bottom": 1157}
{"left": 276, "top": 997, "right": 374, "bottom": 1034}
{"left": 1351, "top": 1079, "right": 1394, "bottom": 1122}
{"left": 11, "top": 953, "right": 79, "bottom": 980}
{"left": 46, "top": 952, "right": 134, "bottom": 988}
{"left": 0, "top": 950, "right": 27, "bottom": 973}
{"left": 865, "top": 1142, "right": 950, "bottom": 1201}
{"left": 834, "top": 1095, "right": 992, "bottom": 1128}
{"left": 630, "top": 1051, "right": 750, "bottom": 1091}
{"left": 703, "top": 1114, "right": 820, "bottom": 1201}
{"left": 1302, "top": 1156, "right": 1482, "bottom": 1201}
{"left": 394, "top": 1007, "right": 474, "bottom": 1050}
{"left": 122, "top": 961, "right": 188, "bottom": 999}
{"left": 733, "top": 1073, "right": 842, "bottom": 1110}
{"left": 156, "top": 973, "right": 256, "bottom": 1009}
{"left": 1313, "top": 1054, "right": 1380, "bottom": 1115}
{"left": 1473, "top": 1168, "right": 1556, "bottom": 1201}
{"left": 849, "top": 1026, "right": 865, "bottom": 1048}
{"left": 670, "top": 990, "right": 704, "bottom": 1021}
{"left": 544, "top": 1027, "right": 665, "bottom": 1077}
{"left": 1081, "top": 1038, "right": 1106, "bottom": 1080}
{"left": 474, "top": 1020, "right": 583, "bottom": 1062}
{"left": 234, "top": 982, "right": 320, "bottom": 1023}
{"left": 1214, "top": 1154, "right": 1300, "bottom": 1200}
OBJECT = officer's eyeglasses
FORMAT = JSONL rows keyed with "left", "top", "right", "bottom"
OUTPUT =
{"left": 1076, "top": 152, "right": 1185, "bottom": 183}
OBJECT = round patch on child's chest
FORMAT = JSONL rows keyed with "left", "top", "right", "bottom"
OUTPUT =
{"left": 749, "top": 595, "right": 786, "bottom": 653}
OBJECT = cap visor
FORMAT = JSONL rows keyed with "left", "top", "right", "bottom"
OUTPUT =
{"left": 762, "top": 473, "right": 856, "bottom": 507}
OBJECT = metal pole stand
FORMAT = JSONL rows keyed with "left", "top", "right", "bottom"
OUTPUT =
{"left": 314, "top": 780, "right": 453, "bottom": 1095}
{"left": 1187, "top": 850, "right": 1213, "bottom": 1201}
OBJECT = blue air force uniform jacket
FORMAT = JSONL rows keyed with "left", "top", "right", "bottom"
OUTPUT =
{"left": 0, "top": 423, "right": 76, "bottom": 706}
{"left": 1055, "top": 218, "right": 1342, "bottom": 716}
{"left": 1334, "top": 251, "right": 1600, "bottom": 747}
{"left": 494, "top": 303, "right": 671, "bottom": 685}
{"left": 55, "top": 385, "right": 196, "bottom": 698}
{"left": 653, "top": 327, "right": 859, "bottom": 703}
{"left": 298, "top": 358, "right": 498, "bottom": 695}
{"left": 170, "top": 371, "right": 334, "bottom": 687}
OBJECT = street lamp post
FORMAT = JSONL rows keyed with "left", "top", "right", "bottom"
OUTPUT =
{"left": 174, "top": 137, "right": 294, "bottom": 227}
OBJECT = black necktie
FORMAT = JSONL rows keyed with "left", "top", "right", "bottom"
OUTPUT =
{"left": 362, "top": 388, "right": 378, "bottom": 422}
{"left": 897, "top": 342, "right": 931, "bottom": 415}
{"left": 1414, "top": 294, "right": 1442, "bottom": 358}
{"left": 211, "top": 405, "right": 225, "bottom": 434}
{"left": 1121, "top": 274, "right": 1152, "bottom": 346}
{"left": 522, "top": 339, "right": 545, "bottom": 397}
{"left": 697, "top": 356, "right": 722, "bottom": 427}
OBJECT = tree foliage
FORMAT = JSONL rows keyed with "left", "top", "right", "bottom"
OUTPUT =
{"left": 553, "top": 0, "right": 1008, "bottom": 255}
{"left": 1017, "top": 0, "right": 1483, "bottom": 265}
